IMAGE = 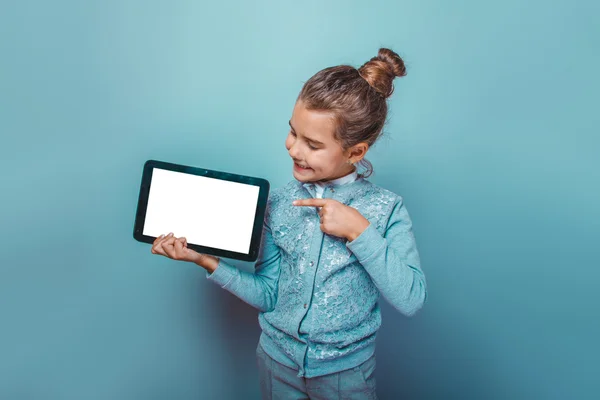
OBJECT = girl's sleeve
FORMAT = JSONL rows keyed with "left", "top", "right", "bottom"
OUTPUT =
{"left": 345, "top": 197, "right": 428, "bottom": 317}
{"left": 205, "top": 203, "right": 281, "bottom": 313}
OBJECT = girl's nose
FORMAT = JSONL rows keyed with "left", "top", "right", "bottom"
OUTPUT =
{"left": 288, "top": 144, "right": 300, "bottom": 159}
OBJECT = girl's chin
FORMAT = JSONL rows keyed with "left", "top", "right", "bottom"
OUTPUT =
{"left": 294, "top": 172, "right": 314, "bottom": 180}
{"left": 294, "top": 171, "right": 319, "bottom": 181}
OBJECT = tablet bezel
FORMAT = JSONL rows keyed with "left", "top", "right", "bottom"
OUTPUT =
{"left": 133, "top": 159, "right": 270, "bottom": 262}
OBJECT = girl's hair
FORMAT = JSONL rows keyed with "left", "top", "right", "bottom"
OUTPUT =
{"left": 297, "top": 48, "right": 407, "bottom": 178}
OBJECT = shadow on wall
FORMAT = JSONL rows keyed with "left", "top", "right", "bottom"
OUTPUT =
{"left": 192, "top": 261, "right": 263, "bottom": 399}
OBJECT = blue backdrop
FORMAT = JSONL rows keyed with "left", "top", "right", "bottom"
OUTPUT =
{"left": 1, "top": 1, "right": 598, "bottom": 399}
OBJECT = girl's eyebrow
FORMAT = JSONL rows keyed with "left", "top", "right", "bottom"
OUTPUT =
{"left": 288, "top": 120, "right": 325, "bottom": 145}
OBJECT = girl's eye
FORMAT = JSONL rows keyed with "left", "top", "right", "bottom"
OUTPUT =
{"left": 290, "top": 130, "right": 318, "bottom": 150}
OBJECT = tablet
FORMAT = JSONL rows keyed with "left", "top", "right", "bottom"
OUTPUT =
{"left": 133, "top": 160, "right": 270, "bottom": 262}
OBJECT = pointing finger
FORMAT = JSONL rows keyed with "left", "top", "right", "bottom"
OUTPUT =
{"left": 292, "top": 198, "right": 328, "bottom": 207}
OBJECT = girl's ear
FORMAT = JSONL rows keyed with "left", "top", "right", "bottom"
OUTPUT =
{"left": 347, "top": 142, "right": 369, "bottom": 163}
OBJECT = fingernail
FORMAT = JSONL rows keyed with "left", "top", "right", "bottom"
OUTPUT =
{"left": 292, "top": 201, "right": 297, "bottom": 205}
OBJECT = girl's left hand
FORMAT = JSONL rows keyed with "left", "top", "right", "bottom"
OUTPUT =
{"left": 292, "top": 198, "right": 370, "bottom": 241}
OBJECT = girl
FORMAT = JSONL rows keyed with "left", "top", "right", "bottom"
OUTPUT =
{"left": 151, "top": 48, "right": 428, "bottom": 400}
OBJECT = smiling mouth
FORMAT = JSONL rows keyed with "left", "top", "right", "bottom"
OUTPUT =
{"left": 294, "top": 162, "right": 312, "bottom": 171}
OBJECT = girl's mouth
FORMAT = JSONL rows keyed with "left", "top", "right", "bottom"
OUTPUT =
{"left": 294, "top": 162, "right": 312, "bottom": 172}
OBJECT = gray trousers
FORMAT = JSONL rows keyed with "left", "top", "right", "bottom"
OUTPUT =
{"left": 256, "top": 343, "right": 378, "bottom": 400}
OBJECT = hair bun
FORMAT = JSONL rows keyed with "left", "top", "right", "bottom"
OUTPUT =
{"left": 358, "top": 48, "right": 407, "bottom": 98}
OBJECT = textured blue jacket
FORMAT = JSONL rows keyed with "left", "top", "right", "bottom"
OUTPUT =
{"left": 206, "top": 174, "right": 427, "bottom": 378}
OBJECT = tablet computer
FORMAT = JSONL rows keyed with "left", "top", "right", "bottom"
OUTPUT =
{"left": 133, "top": 160, "right": 270, "bottom": 262}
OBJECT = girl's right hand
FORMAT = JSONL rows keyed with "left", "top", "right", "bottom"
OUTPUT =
{"left": 152, "top": 232, "right": 202, "bottom": 264}
{"left": 151, "top": 233, "right": 220, "bottom": 273}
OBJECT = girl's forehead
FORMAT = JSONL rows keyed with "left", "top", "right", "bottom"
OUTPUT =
{"left": 291, "top": 103, "right": 337, "bottom": 142}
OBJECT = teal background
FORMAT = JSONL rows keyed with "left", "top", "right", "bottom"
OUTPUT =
{"left": 1, "top": 0, "right": 598, "bottom": 399}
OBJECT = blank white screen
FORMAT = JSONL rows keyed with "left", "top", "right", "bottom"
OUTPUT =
{"left": 142, "top": 168, "right": 260, "bottom": 254}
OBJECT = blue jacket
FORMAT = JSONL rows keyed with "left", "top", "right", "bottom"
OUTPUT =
{"left": 206, "top": 174, "right": 427, "bottom": 378}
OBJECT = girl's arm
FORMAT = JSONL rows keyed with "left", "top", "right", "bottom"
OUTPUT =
{"left": 204, "top": 208, "right": 281, "bottom": 313}
{"left": 346, "top": 197, "right": 427, "bottom": 317}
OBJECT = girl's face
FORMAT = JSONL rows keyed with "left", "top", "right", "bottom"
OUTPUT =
{"left": 286, "top": 100, "right": 363, "bottom": 183}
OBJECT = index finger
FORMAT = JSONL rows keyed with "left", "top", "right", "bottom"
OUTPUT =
{"left": 292, "top": 198, "right": 328, "bottom": 207}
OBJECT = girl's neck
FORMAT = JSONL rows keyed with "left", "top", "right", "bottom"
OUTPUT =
{"left": 314, "top": 167, "right": 358, "bottom": 186}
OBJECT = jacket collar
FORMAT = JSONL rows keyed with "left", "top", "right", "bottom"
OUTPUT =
{"left": 314, "top": 169, "right": 358, "bottom": 189}
{"left": 297, "top": 173, "right": 370, "bottom": 202}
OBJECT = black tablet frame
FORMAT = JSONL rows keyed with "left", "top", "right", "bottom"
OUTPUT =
{"left": 133, "top": 159, "right": 270, "bottom": 262}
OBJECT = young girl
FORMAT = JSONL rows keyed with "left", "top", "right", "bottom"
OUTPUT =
{"left": 151, "top": 47, "right": 428, "bottom": 399}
